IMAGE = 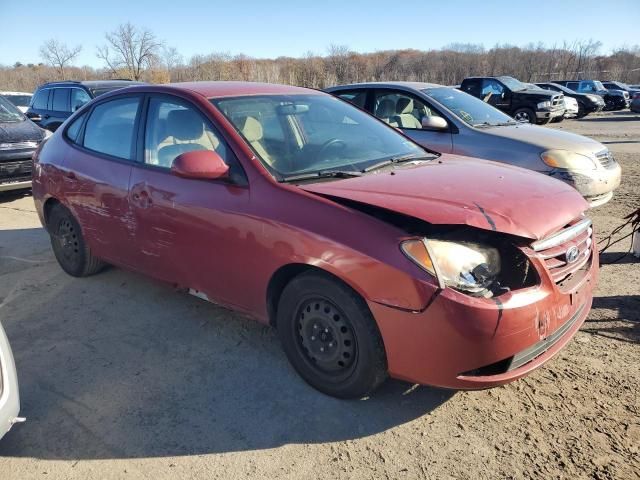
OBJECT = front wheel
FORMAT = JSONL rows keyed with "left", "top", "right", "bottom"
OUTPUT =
{"left": 513, "top": 108, "right": 536, "bottom": 124}
{"left": 276, "top": 271, "right": 387, "bottom": 399}
{"left": 48, "top": 204, "right": 105, "bottom": 277}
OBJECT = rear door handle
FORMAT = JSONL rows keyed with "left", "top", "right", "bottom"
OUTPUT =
{"left": 132, "top": 189, "right": 152, "bottom": 208}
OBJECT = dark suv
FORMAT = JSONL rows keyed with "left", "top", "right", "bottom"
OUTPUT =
{"left": 535, "top": 82, "right": 605, "bottom": 117}
{"left": 602, "top": 81, "right": 640, "bottom": 101}
{"left": 460, "top": 76, "right": 564, "bottom": 124}
{"left": 26, "top": 80, "right": 145, "bottom": 132}
{"left": 554, "top": 80, "right": 630, "bottom": 111}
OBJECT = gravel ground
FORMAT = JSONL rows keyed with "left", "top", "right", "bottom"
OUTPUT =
{"left": 0, "top": 110, "right": 638, "bottom": 480}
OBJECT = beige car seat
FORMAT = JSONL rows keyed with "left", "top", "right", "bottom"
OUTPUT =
{"left": 394, "top": 98, "right": 422, "bottom": 128}
{"left": 375, "top": 99, "right": 399, "bottom": 127}
{"left": 240, "top": 116, "right": 274, "bottom": 166}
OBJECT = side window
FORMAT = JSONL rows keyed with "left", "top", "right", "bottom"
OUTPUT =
{"left": 335, "top": 90, "right": 367, "bottom": 109}
{"left": 372, "top": 91, "right": 433, "bottom": 129}
{"left": 32, "top": 89, "right": 49, "bottom": 109}
{"left": 66, "top": 112, "right": 87, "bottom": 143}
{"left": 52, "top": 88, "right": 70, "bottom": 112}
{"left": 83, "top": 97, "right": 141, "bottom": 160}
{"left": 567, "top": 82, "right": 578, "bottom": 91}
{"left": 144, "top": 97, "right": 228, "bottom": 169}
{"left": 71, "top": 89, "right": 91, "bottom": 112}
{"left": 481, "top": 79, "right": 504, "bottom": 97}
{"left": 578, "top": 82, "right": 595, "bottom": 93}
{"left": 461, "top": 80, "right": 480, "bottom": 96}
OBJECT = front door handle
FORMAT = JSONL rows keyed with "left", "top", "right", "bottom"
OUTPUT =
{"left": 132, "top": 189, "right": 153, "bottom": 209}
{"left": 42, "top": 114, "right": 50, "bottom": 119}
{"left": 64, "top": 171, "right": 76, "bottom": 180}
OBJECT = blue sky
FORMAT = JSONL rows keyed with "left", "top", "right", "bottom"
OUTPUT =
{"left": 1, "top": 0, "right": 638, "bottom": 67}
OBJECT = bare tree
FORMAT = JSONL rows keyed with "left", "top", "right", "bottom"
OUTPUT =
{"left": 39, "top": 39, "right": 82, "bottom": 79}
{"left": 97, "top": 23, "right": 161, "bottom": 80}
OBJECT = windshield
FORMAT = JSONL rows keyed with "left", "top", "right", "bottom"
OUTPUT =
{"left": 4, "top": 94, "right": 31, "bottom": 108}
{"left": 423, "top": 87, "right": 514, "bottom": 127}
{"left": 499, "top": 76, "right": 527, "bottom": 92}
{"left": 212, "top": 94, "right": 425, "bottom": 178}
{"left": 0, "top": 96, "right": 25, "bottom": 123}
{"left": 593, "top": 81, "right": 606, "bottom": 91}
{"left": 548, "top": 83, "right": 573, "bottom": 94}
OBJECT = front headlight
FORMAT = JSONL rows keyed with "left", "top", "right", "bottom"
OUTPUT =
{"left": 541, "top": 149, "right": 597, "bottom": 170}
{"left": 401, "top": 239, "right": 501, "bottom": 297}
{"left": 537, "top": 101, "right": 551, "bottom": 109}
{"left": 587, "top": 94, "right": 600, "bottom": 103}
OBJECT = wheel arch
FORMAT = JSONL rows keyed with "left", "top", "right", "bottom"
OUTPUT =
{"left": 42, "top": 196, "right": 62, "bottom": 228}
{"left": 266, "top": 263, "right": 369, "bottom": 328}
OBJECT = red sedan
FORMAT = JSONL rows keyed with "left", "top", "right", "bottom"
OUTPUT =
{"left": 32, "top": 82, "right": 597, "bottom": 398}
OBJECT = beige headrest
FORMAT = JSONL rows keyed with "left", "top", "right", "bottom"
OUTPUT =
{"left": 396, "top": 98, "right": 414, "bottom": 114}
{"left": 241, "top": 116, "right": 263, "bottom": 142}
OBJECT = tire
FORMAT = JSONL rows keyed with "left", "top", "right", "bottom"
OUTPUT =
{"left": 550, "top": 116, "right": 564, "bottom": 123}
{"left": 276, "top": 271, "right": 387, "bottom": 399}
{"left": 48, "top": 203, "right": 105, "bottom": 277}
{"left": 513, "top": 108, "right": 536, "bottom": 124}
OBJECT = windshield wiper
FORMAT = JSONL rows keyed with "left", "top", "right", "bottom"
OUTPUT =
{"left": 362, "top": 153, "right": 435, "bottom": 173}
{"left": 279, "top": 169, "right": 363, "bottom": 183}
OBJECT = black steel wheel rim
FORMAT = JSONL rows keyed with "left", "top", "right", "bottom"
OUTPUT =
{"left": 294, "top": 297, "right": 357, "bottom": 377}
{"left": 54, "top": 218, "right": 81, "bottom": 265}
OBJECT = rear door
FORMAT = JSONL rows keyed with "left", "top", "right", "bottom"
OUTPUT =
{"left": 61, "top": 94, "right": 143, "bottom": 268}
{"left": 48, "top": 88, "right": 72, "bottom": 130}
{"left": 127, "top": 94, "right": 250, "bottom": 306}
{"left": 371, "top": 89, "right": 453, "bottom": 153}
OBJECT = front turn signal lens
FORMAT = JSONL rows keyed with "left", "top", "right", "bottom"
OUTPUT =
{"left": 401, "top": 239, "right": 435, "bottom": 276}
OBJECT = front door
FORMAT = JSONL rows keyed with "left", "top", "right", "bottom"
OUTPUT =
{"left": 128, "top": 95, "right": 251, "bottom": 307}
{"left": 371, "top": 89, "right": 453, "bottom": 153}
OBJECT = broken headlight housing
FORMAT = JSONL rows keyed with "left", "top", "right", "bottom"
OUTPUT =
{"left": 401, "top": 238, "right": 501, "bottom": 297}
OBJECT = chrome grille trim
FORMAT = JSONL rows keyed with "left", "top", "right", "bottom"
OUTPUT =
{"left": 532, "top": 218, "right": 592, "bottom": 252}
{"left": 595, "top": 150, "right": 616, "bottom": 169}
{"left": 0, "top": 141, "right": 39, "bottom": 150}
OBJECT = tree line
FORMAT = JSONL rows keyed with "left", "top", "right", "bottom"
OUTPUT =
{"left": 2, "top": 23, "right": 639, "bottom": 93}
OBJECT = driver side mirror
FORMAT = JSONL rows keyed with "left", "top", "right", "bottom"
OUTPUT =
{"left": 421, "top": 116, "right": 448, "bottom": 131}
{"left": 171, "top": 150, "right": 229, "bottom": 180}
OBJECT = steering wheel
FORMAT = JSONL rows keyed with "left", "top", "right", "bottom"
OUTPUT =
{"left": 316, "top": 138, "right": 347, "bottom": 163}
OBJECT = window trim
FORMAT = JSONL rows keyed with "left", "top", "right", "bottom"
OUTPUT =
{"left": 31, "top": 88, "right": 51, "bottom": 110}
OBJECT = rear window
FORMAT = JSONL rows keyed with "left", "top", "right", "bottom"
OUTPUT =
{"left": 83, "top": 97, "right": 141, "bottom": 160}
{"left": 4, "top": 95, "right": 31, "bottom": 108}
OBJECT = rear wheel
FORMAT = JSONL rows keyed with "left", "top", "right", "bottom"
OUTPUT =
{"left": 276, "top": 271, "right": 387, "bottom": 399}
{"left": 48, "top": 204, "right": 105, "bottom": 277}
{"left": 513, "top": 108, "right": 536, "bottom": 124}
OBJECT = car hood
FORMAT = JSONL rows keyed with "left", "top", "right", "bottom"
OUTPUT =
{"left": 300, "top": 155, "right": 588, "bottom": 240}
{"left": 480, "top": 123, "right": 605, "bottom": 155}
{"left": 518, "top": 89, "right": 556, "bottom": 100}
{"left": 0, "top": 118, "right": 44, "bottom": 143}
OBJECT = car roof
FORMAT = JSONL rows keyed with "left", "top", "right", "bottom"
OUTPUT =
{"left": 150, "top": 81, "right": 319, "bottom": 98}
{"left": 38, "top": 80, "right": 145, "bottom": 90}
{"left": 326, "top": 81, "right": 444, "bottom": 91}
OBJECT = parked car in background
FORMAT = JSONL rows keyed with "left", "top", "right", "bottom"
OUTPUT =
{"left": 326, "top": 82, "right": 620, "bottom": 207}
{"left": 459, "top": 76, "right": 564, "bottom": 124}
{"left": 26, "top": 79, "right": 145, "bottom": 132}
{"left": 535, "top": 82, "right": 604, "bottom": 117}
{"left": 0, "top": 95, "right": 49, "bottom": 193}
{"left": 34, "top": 81, "right": 598, "bottom": 398}
{"left": 602, "top": 81, "right": 640, "bottom": 100}
{"left": 524, "top": 83, "right": 578, "bottom": 122}
{"left": 0, "top": 92, "right": 32, "bottom": 113}
{"left": 555, "top": 80, "right": 630, "bottom": 111}
{"left": 631, "top": 97, "right": 640, "bottom": 113}
{"left": 0, "top": 320, "right": 22, "bottom": 441}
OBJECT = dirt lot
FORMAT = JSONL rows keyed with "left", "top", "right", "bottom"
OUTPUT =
{"left": 0, "top": 111, "right": 638, "bottom": 480}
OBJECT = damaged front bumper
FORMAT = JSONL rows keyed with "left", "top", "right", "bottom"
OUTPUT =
{"left": 369, "top": 238, "right": 598, "bottom": 389}
{"left": 550, "top": 162, "right": 621, "bottom": 208}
